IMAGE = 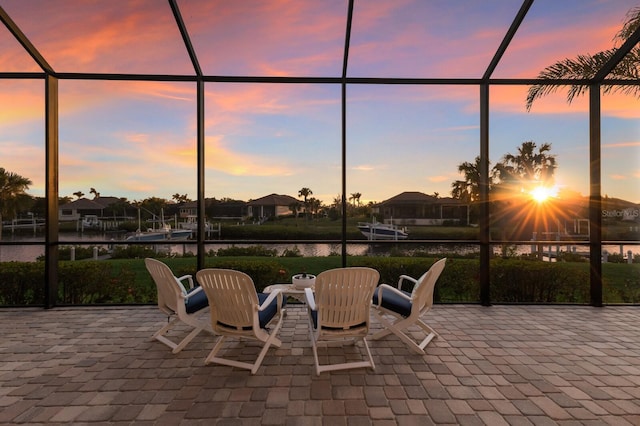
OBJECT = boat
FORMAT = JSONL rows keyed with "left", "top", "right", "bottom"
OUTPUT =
{"left": 81, "top": 215, "right": 101, "bottom": 229}
{"left": 357, "top": 221, "right": 408, "bottom": 240}
{"left": 126, "top": 224, "right": 192, "bottom": 241}
{"left": 178, "top": 215, "right": 211, "bottom": 231}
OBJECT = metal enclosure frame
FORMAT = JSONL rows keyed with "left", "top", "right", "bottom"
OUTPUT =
{"left": 1, "top": 0, "right": 639, "bottom": 307}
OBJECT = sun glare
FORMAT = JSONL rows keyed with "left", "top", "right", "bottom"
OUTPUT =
{"left": 530, "top": 185, "right": 558, "bottom": 203}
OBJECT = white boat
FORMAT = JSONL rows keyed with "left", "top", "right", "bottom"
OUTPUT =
{"left": 358, "top": 221, "right": 408, "bottom": 240}
{"left": 81, "top": 215, "right": 101, "bottom": 229}
{"left": 178, "top": 215, "right": 211, "bottom": 231}
{"left": 126, "top": 224, "right": 192, "bottom": 241}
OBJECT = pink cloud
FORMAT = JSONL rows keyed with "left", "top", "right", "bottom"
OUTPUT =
{"left": 1, "top": 0, "right": 193, "bottom": 74}
{"left": 0, "top": 24, "right": 40, "bottom": 72}
{"left": 603, "top": 141, "right": 640, "bottom": 149}
{"left": 496, "top": 10, "right": 629, "bottom": 78}
{"left": 180, "top": 0, "right": 346, "bottom": 76}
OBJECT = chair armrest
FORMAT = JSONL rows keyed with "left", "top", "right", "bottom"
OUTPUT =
{"left": 179, "top": 285, "right": 203, "bottom": 300}
{"left": 175, "top": 275, "right": 194, "bottom": 294}
{"left": 397, "top": 275, "right": 418, "bottom": 290}
{"left": 304, "top": 288, "right": 316, "bottom": 310}
{"left": 258, "top": 289, "right": 282, "bottom": 311}
{"left": 376, "top": 283, "right": 412, "bottom": 307}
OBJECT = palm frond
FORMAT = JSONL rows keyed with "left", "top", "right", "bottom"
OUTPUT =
{"left": 526, "top": 7, "right": 640, "bottom": 111}
{"left": 615, "top": 6, "right": 640, "bottom": 43}
{"left": 526, "top": 53, "right": 601, "bottom": 110}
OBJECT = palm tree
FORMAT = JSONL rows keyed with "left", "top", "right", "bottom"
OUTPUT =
{"left": 298, "top": 187, "right": 312, "bottom": 203}
{"left": 328, "top": 195, "right": 343, "bottom": 220}
{"left": 0, "top": 168, "right": 33, "bottom": 224}
{"left": 307, "top": 197, "right": 323, "bottom": 219}
{"left": 451, "top": 156, "right": 485, "bottom": 203}
{"left": 494, "top": 141, "right": 557, "bottom": 189}
{"left": 451, "top": 156, "right": 491, "bottom": 226}
{"left": 298, "top": 187, "right": 313, "bottom": 219}
{"left": 526, "top": 6, "right": 640, "bottom": 111}
{"left": 172, "top": 193, "right": 191, "bottom": 203}
{"left": 89, "top": 187, "right": 100, "bottom": 199}
{"left": 288, "top": 201, "right": 301, "bottom": 221}
{"left": 332, "top": 195, "right": 342, "bottom": 209}
{"left": 492, "top": 142, "right": 559, "bottom": 241}
{"left": 104, "top": 197, "right": 131, "bottom": 219}
{"left": 73, "top": 191, "right": 84, "bottom": 199}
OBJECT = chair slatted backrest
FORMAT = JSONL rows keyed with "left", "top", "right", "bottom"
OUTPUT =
{"left": 145, "top": 258, "right": 183, "bottom": 315}
{"left": 315, "top": 267, "right": 379, "bottom": 329}
{"left": 412, "top": 258, "right": 446, "bottom": 312}
{"left": 196, "top": 269, "right": 259, "bottom": 332}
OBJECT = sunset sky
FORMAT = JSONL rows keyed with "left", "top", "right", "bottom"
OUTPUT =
{"left": 0, "top": 0, "right": 638, "bottom": 206}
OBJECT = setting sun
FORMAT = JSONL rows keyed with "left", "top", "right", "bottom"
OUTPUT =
{"left": 530, "top": 185, "right": 558, "bottom": 203}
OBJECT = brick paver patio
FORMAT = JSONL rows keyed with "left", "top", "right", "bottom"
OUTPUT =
{"left": 1, "top": 304, "right": 639, "bottom": 425}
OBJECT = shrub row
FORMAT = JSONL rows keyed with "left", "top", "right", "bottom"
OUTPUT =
{"left": 0, "top": 261, "right": 150, "bottom": 305}
{"left": 1, "top": 257, "right": 638, "bottom": 305}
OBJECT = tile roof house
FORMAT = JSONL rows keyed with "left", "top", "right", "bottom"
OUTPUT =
{"left": 246, "top": 194, "right": 300, "bottom": 221}
{"left": 178, "top": 201, "right": 198, "bottom": 219}
{"left": 377, "top": 191, "right": 469, "bottom": 226}
{"left": 178, "top": 199, "right": 245, "bottom": 220}
{"left": 59, "top": 197, "right": 131, "bottom": 222}
{"left": 59, "top": 198, "right": 106, "bottom": 222}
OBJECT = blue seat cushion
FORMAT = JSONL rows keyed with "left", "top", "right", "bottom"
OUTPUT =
{"left": 257, "top": 292, "right": 286, "bottom": 329}
{"left": 184, "top": 288, "right": 209, "bottom": 314}
{"left": 372, "top": 287, "right": 412, "bottom": 318}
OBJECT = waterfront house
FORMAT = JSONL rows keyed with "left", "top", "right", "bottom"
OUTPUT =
{"left": 178, "top": 199, "right": 245, "bottom": 221}
{"left": 178, "top": 201, "right": 198, "bottom": 219}
{"left": 59, "top": 198, "right": 106, "bottom": 222}
{"left": 59, "top": 196, "right": 133, "bottom": 222}
{"left": 246, "top": 193, "right": 300, "bottom": 221}
{"left": 377, "top": 191, "right": 469, "bottom": 226}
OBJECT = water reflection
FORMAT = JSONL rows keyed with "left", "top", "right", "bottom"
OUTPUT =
{"left": 2, "top": 234, "right": 638, "bottom": 263}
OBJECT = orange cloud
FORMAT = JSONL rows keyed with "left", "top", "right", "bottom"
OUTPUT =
{"left": 428, "top": 175, "right": 451, "bottom": 183}
{"left": 0, "top": 140, "right": 44, "bottom": 190}
{"left": 204, "top": 135, "right": 291, "bottom": 177}
{"left": 352, "top": 165, "right": 375, "bottom": 172}
{"left": 0, "top": 82, "right": 44, "bottom": 124}
{"left": 121, "top": 133, "right": 149, "bottom": 144}
{"left": 487, "top": 84, "right": 639, "bottom": 118}
{"left": 609, "top": 174, "right": 627, "bottom": 180}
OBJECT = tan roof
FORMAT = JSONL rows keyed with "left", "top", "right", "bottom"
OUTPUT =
{"left": 379, "top": 192, "right": 466, "bottom": 205}
{"left": 60, "top": 198, "right": 104, "bottom": 209}
{"left": 92, "top": 196, "right": 123, "bottom": 208}
{"left": 247, "top": 193, "right": 299, "bottom": 206}
{"left": 381, "top": 191, "right": 436, "bottom": 204}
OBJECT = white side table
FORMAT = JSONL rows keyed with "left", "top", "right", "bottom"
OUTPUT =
{"left": 263, "top": 284, "right": 312, "bottom": 304}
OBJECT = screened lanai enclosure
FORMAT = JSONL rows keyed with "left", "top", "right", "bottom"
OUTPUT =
{"left": 0, "top": 0, "right": 639, "bottom": 308}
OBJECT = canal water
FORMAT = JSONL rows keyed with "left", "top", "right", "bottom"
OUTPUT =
{"left": 1, "top": 233, "right": 637, "bottom": 263}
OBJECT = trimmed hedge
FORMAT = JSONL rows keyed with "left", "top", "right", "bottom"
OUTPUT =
{"left": 1, "top": 257, "right": 638, "bottom": 305}
{"left": 0, "top": 261, "right": 45, "bottom": 305}
{"left": 0, "top": 261, "right": 149, "bottom": 305}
